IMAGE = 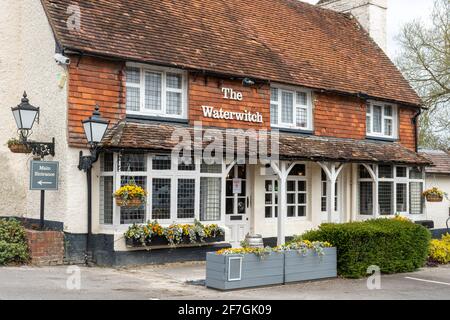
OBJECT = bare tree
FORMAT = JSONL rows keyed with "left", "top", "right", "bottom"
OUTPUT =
{"left": 396, "top": 0, "right": 450, "bottom": 150}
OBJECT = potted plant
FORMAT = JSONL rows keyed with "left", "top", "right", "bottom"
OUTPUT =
{"left": 7, "top": 138, "right": 31, "bottom": 154}
{"left": 114, "top": 182, "right": 147, "bottom": 208}
{"left": 423, "top": 187, "right": 447, "bottom": 202}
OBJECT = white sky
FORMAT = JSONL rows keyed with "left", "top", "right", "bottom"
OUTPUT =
{"left": 300, "top": 0, "right": 435, "bottom": 59}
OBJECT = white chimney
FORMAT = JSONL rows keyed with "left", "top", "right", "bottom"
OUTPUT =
{"left": 317, "top": 0, "right": 388, "bottom": 53}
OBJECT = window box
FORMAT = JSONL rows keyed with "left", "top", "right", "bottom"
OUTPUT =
{"left": 284, "top": 248, "right": 337, "bottom": 283}
{"left": 125, "top": 234, "right": 225, "bottom": 248}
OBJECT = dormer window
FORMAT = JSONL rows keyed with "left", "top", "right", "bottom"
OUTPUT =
{"left": 125, "top": 63, "right": 187, "bottom": 119}
{"left": 366, "top": 101, "right": 398, "bottom": 139}
{"left": 270, "top": 85, "right": 313, "bottom": 131}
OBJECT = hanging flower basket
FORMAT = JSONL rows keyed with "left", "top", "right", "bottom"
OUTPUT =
{"left": 423, "top": 187, "right": 446, "bottom": 203}
{"left": 114, "top": 183, "right": 147, "bottom": 208}
{"left": 7, "top": 139, "right": 31, "bottom": 154}
{"left": 115, "top": 197, "right": 145, "bottom": 208}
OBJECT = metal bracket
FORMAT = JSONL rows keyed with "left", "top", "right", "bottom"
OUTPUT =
{"left": 25, "top": 137, "right": 56, "bottom": 159}
{"left": 78, "top": 147, "right": 101, "bottom": 172}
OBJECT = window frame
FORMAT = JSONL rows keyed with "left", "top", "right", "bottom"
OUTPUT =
{"left": 270, "top": 84, "right": 313, "bottom": 131}
{"left": 125, "top": 62, "right": 188, "bottom": 120}
{"left": 366, "top": 101, "right": 398, "bottom": 139}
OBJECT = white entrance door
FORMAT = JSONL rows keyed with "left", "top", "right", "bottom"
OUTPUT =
{"left": 225, "top": 165, "right": 250, "bottom": 247}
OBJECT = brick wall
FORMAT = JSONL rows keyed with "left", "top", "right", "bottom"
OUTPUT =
{"left": 68, "top": 56, "right": 126, "bottom": 147}
{"left": 188, "top": 76, "right": 271, "bottom": 130}
{"left": 314, "top": 92, "right": 366, "bottom": 139}
{"left": 399, "top": 106, "right": 418, "bottom": 151}
{"left": 26, "top": 230, "right": 64, "bottom": 266}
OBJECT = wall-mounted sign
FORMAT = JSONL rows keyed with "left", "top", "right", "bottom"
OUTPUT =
{"left": 222, "top": 88, "right": 243, "bottom": 101}
{"left": 232, "top": 178, "right": 242, "bottom": 194}
{"left": 202, "top": 106, "right": 263, "bottom": 123}
{"left": 30, "top": 161, "right": 59, "bottom": 191}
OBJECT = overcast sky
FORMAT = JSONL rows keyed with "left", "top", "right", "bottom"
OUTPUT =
{"left": 301, "top": 0, "right": 435, "bottom": 59}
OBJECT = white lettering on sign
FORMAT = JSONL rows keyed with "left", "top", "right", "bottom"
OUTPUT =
{"left": 222, "top": 88, "right": 243, "bottom": 101}
{"left": 202, "top": 106, "right": 263, "bottom": 123}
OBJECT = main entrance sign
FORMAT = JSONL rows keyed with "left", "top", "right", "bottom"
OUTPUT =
{"left": 30, "top": 161, "right": 59, "bottom": 191}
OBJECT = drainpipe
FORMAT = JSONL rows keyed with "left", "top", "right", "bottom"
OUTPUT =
{"left": 412, "top": 108, "right": 422, "bottom": 153}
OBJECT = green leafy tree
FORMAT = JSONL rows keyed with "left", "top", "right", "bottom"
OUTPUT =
{"left": 396, "top": 0, "right": 450, "bottom": 150}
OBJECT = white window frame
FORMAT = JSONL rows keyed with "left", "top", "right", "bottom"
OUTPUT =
{"left": 320, "top": 169, "right": 339, "bottom": 214}
{"left": 264, "top": 178, "right": 279, "bottom": 220}
{"left": 270, "top": 84, "right": 313, "bottom": 131}
{"left": 125, "top": 62, "right": 188, "bottom": 119}
{"left": 366, "top": 101, "right": 398, "bottom": 139}
{"left": 286, "top": 175, "right": 308, "bottom": 220}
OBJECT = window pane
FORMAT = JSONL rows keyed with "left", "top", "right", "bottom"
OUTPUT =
{"left": 384, "top": 105, "right": 393, "bottom": 116}
{"left": 120, "top": 176, "right": 146, "bottom": 224}
{"left": 177, "top": 179, "right": 195, "bottom": 219}
{"left": 152, "top": 178, "right": 171, "bottom": 220}
{"left": 378, "top": 165, "right": 393, "bottom": 179}
{"left": 100, "top": 176, "right": 113, "bottom": 225}
{"left": 359, "top": 165, "right": 372, "bottom": 179}
{"left": 298, "top": 180, "right": 306, "bottom": 192}
{"left": 270, "top": 88, "right": 278, "bottom": 102}
{"left": 396, "top": 167, "right": 407, "bottom": 178}
{"left": 265, "top": 194, "right": 273, "bottom": 205}
{"left": 287, "top": 181, "right": 295, "bottom": 192}
{"left": 396, "top": 183, "right": 407, "bottom": 212}
{"left": 366, "top": 115, "right": 371, "bottom": 133}
{"left": 379, "top": 182, "right": 393, "bottom": 215}
{"left": 152, "top": 155, "right": 171, "bottom": 170}
{"left": 287, "top": 193, "right": 295, "bottom": 204}
{"left": 118, "top": 153, "right": 146, "bottom": 172}
{"left": 126, "top": 67, "right": 140, "bottom": 84}
{"left": 410, "top": 167, "right": 423, "bottom": 179}
{"left": 101, "top": 153, "right": 114, "bottom": 172}
{"left": 144, "top": 72, "right": 162, "bottom": 110}
{"left": 296, "top": 107, "right": 307, "bottom": 128}
{"left": 296, "top": 92, "right": 307, "bottom": 105}
{"left": 265, "top": 206, "right": 272, "bottom": 218}
{"left": 373, "top": 105, "right": 382, "bottom": 133}
{"left": 287, "top": 206, "right": 295, "bottom": 217}
{"left": 289, "top": 164, "right": 306, "bottom": 177}
{"left": 178, "top": 159, "right": 196, "bottom": 171}
{"left": 298, "top": 193, "right": 306, "bottom": 204}
{"left": 410, "top": 182, "right": 424, "bottom": 214}
{"left": 298, "top": 206, "right": 306, "bottom": 217}
{"left": 200, "top": 161, "right": 222, "bottom": 173}
{"left": 265, "top": 180, "right": 273, "bottom": 192}
{"left": 270, "top": 103, "right": 278, "bottom": 125}
{"left": 166, "top": 91, "right": 182, "bottom": 115}
{"left": 200, "top": 177, "right": 221, "bottom": 221}
{"left": 384, "top": 118, "right": 392, "bottom": 136}
{"left": 126, "top": 86, "right": 140, "bottom": 112}
{"left": 166, "top": 73, "right": 182, "bottom": 89}
{"left": 359, "top": 181, "right": 373, "bottom": 215}
{"left": 281, "top": 91, "right": 294, "bottom": 123}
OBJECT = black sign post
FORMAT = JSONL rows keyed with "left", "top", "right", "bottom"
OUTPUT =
{"left": 30, "top": 161, "right": 59, "bottom": 229}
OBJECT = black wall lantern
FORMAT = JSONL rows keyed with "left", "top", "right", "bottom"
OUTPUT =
{"left": 78, "top": 105, "right": 110, "bottom": 263}
{"left": 11, "top": 92, "right": 55, "bottom": 158}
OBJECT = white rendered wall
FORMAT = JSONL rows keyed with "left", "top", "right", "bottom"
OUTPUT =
{"left": 0, "top": 0, "right": 89, "bottom": 234}
{"left": 318, "top": 0, "right": 388, "bottom": 53}
{"left": 425, "top": 175, "right": 450, "bottom": 229}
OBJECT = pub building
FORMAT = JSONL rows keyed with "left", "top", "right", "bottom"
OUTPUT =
{"left": 1, "top": 0, "right": 432, "bottom": 265}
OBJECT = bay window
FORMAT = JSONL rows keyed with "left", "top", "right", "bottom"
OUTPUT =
{"left": 99, "top": 153, "right": 224, "bottom": 225}
{"left": 126, "top": 64, "right": 187, "bottom": 119}
{"left": 270, "top": 85, "right": 312, "bottom": 130}
{"left": 366, "top": 101, "right": 397, "bottom": 139}
{"left": 358, "top": 165, "right": 424, "bottom": 216}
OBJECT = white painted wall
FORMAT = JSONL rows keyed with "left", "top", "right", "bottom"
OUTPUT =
{"left": 425, "top": 174, "right": 450, "bottom": 229}
{"left": 0, "top": 0, "right": 89, "bottom": 234}
{"left": 318, "top": 0, "right": 388, "bottom": 53}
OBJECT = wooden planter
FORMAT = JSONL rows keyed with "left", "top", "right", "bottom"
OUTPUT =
{"left": 284, "top": 248, "right": 337, "bottom": 283}
{"left": 8, "top": 143, "right": 31, "bottom": 154}
{"left": 425, "top": 194, "right": 443, "bottom": 202}
{"left": 206, "top": 248, "right": 337, "bottom": 291}
{"left": 115, "top": 197, "right": 144, "bottom": 208}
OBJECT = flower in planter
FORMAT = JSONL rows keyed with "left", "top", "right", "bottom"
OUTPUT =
{"left": 164, "top": 224, "right": 183, "bottom": 246}
{"left": 114, "top": 182, "right": 147, "bottom": 207}
{"left": 124, "top": 224, "right": 146, "bottom": 245}
{"left": 182, "top": 224, "right": 198, "bottom": 244}
{"left": 423, "top": 187, "right": 448, "bottom": 201}
{"left": 6, "top": 138, "right": 31, "bottom": 154}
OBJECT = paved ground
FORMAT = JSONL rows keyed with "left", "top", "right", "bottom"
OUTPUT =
{"left": 0, "top": 263, "right": 449, "bottom": 300}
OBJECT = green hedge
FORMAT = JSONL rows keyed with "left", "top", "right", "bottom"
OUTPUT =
{"left": 301, "top": 219, "right": 430, "bottom": 278}
{"left": 0, "top": 219, "right": 29, "bottom": 265}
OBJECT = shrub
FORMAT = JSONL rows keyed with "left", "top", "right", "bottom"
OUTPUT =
{"left": 0, "top": 218, "right": 29, "bottom": 265}
{"left": 428, "top": 233, "right": 450, "bottom": 264}
{"left": 302, "top": 218, "right": 431, "bottom": 278}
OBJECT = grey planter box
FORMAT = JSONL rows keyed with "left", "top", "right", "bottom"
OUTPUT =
{"left": 206, "top": 252, "right": 284, "bottom": 290}
{"left": 284, "top": 248, "right": 337, "bottom": 283}
{"left": 206, "top": 248, "right": 337, "bottom": 290}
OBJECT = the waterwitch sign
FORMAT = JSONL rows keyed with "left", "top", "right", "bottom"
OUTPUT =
{"left": 30, "top": 161, "right": 59, "bottom": 191}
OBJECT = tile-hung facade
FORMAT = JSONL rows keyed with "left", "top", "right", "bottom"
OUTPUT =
{"left": 1, "top": 0, "right": 433, "bottom": 264}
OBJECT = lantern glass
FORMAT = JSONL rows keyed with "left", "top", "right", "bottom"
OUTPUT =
{"left": 83, "top": 121, "right": 108, "bottom": 144}
{"left": 19, "top": 109, "right": 39, "bottom": 130}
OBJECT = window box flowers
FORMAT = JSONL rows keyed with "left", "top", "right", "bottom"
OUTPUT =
{"left": 207, "top": 241, "right": 336, "bottom": 290}
{"left": 423, "top": 187, "right": 447, "bottom": 202}
{"left": 124, "top": 220, "right": 225, "bottom": 248}
{"left": 114, "top": 183, "right": 147, "bottom": 208}
{"left": 7, "top": 138, "right": 31, "bottom": 154}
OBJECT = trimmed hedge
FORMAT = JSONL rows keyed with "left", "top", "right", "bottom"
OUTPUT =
{"left": 0, "top": 219, "right": 29, "bottom": 265}
{"left": 302, "top": 219, "right": 430, "bottom": 278}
